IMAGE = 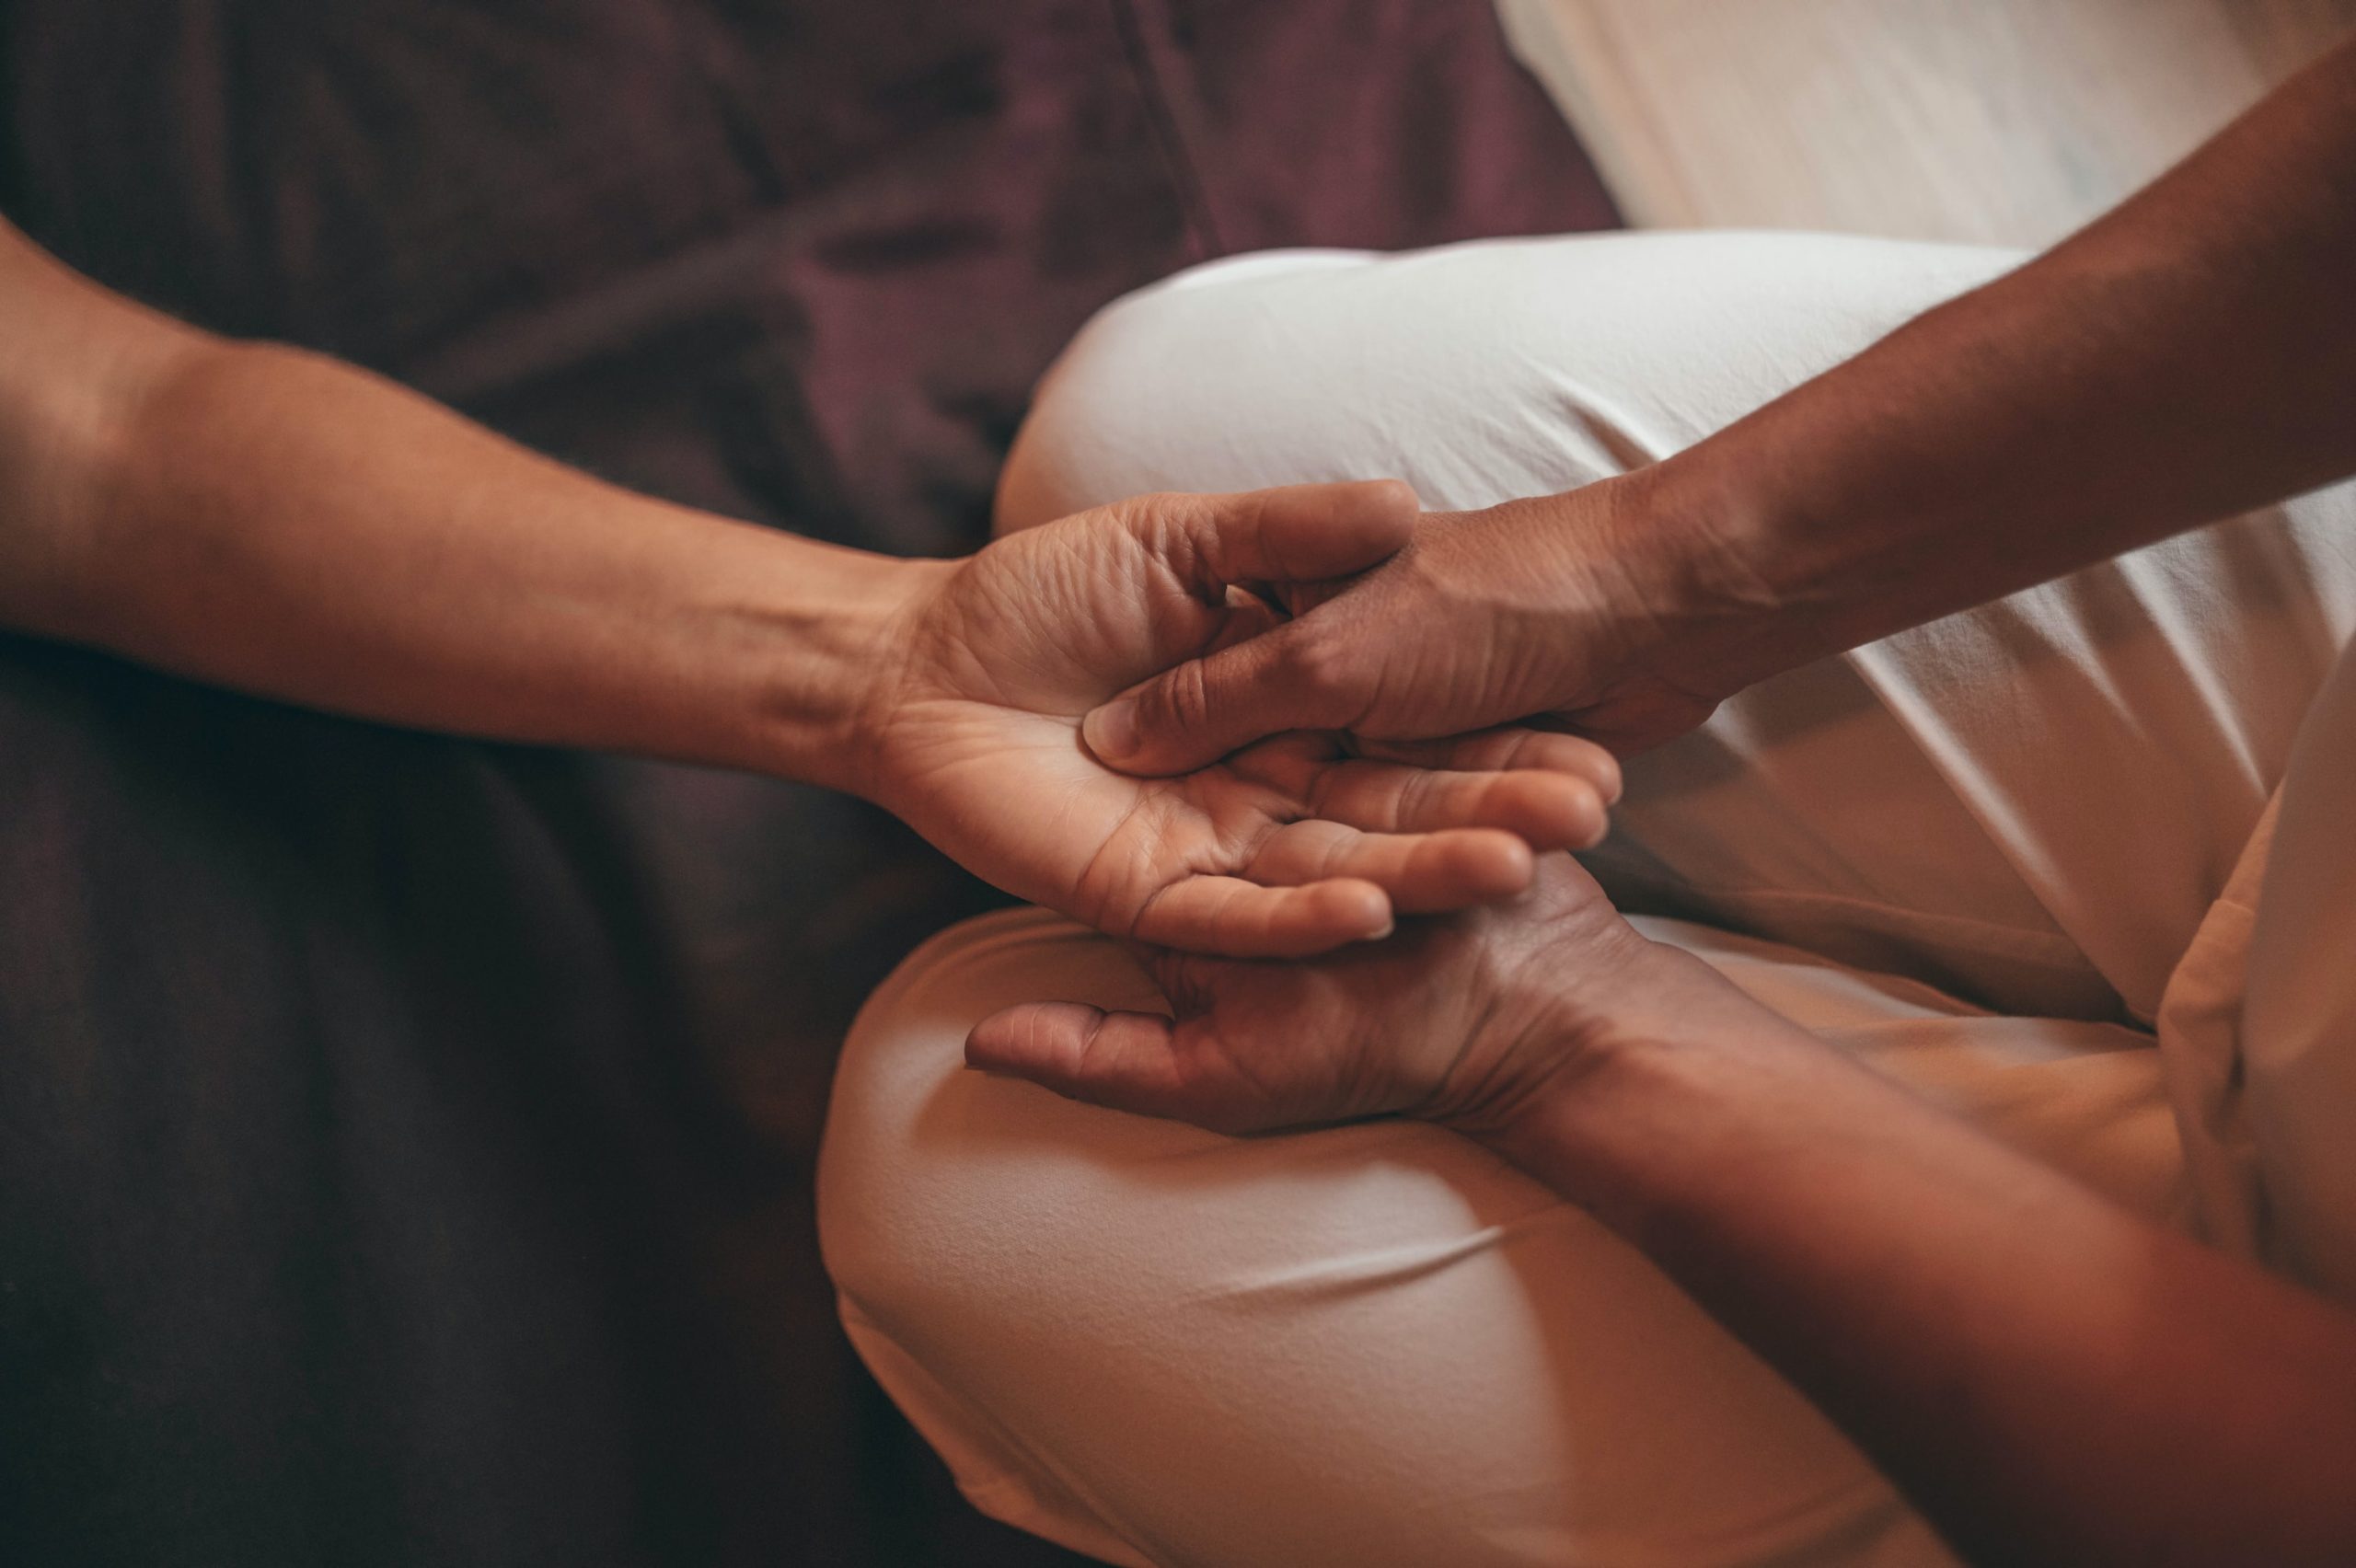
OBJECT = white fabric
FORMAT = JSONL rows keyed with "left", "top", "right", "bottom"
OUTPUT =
{"left": 818, "top": 232, "right": 2356, "bottom": 1566}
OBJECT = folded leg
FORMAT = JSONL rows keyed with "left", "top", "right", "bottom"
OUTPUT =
{"left": 820, "top": 909, "right": 2177, "bottom": 1566}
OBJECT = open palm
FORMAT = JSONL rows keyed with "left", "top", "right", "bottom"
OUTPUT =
{"left": 864, "top": 483, "right": 1621, "bottom": 957}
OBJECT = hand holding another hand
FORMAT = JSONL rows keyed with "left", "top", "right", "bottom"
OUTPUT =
{"left": 860, "top": 481, "right": 1623, "bottom": 958}
{"left": 1077, "top": 472, "right": 1771, "bottom": 775}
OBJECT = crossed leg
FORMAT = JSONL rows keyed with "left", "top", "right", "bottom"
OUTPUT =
{"left": 819, "top": 233, "right": 2356, "bottom": 1567}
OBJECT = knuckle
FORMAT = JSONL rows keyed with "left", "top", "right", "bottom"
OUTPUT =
{"left": 1109, "top": 490, "right": 1186, "bottom": 539}
{"left": 1277, "top": 628, "right": 1361, "bottom": 709}
{"left": 1161, "top": 659, "right": 1218, "bottom": 731}
{"left": 1068, "top": 1014, "right": 1119, "bottom": 1087}
{"left": 1394, "top": 767, "right": 1441, "bottom": 824}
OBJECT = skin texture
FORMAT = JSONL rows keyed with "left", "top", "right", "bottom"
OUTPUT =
{"left": 0, "top": 222, "right": 1615, "bottom": 958}
{"left": 980, "top": 35, "right": 2356, "bottom": 1568}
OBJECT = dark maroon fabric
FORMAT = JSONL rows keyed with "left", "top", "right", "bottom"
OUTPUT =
{"left": 0, "top": 5, "right": 1616, "bottom": 1563}
{"left": 4, "top": 0, "right": 1613, "bottom": 555}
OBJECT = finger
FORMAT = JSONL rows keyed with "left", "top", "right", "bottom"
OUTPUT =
{"left": 1356, "top": 728, "right": 1623, "bottom": 804}
{"left": 965, "top": 1002, "right": 1200, "bottom": 1120}
{"left": 1138, "top": 478, "right": 1418, "bottom": 594}
{"left": 1311, "top": 761, "right": 1612, "bottom": 850}
{"left": 1130, "top": 873, "right": 1392, "bottom": 957}
{"left": 1245, "top": 821, "right": 1534, "bottom": 913}
{"left": 1083, "top": 617, "right": 1361, "bottom": 775}
{"left": 1085, "top": 483, "right": 1418, "bottom": 775}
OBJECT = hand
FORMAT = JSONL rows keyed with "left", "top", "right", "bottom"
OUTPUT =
{"left": 962, "top": 854, "right": 1761, "bottom": 1138}
{"left": 860, "top": 481, "right": 1623, "bottom": 957}
{"left": 1076, "top": 472, "right": 1765, "bottom": 776}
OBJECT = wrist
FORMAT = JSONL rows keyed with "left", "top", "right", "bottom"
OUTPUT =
{"left": 1467, "top": 1009, "right": 1681, "bottom": 1215}
{"left": 1431, "top": 918, "right": 1686, "bottom": 1148}
{"left": 1455, "top": 936, "right": 1819, "bottom": 1213}
{"left": 1596, "top": 451, "right": 1839, "bottom": 700}
{"left": 745, "top": 546, "right": 957, "bottom": 798}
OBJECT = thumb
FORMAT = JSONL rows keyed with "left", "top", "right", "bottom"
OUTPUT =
{"left": 1087, "top": 480, "right": 1409, "bottom": 775}
{"left": 967, "top": 1001, "right": 1217, "bottom": 1124}
{"left": 1149, "top": 478, "right": 1418, "bottom": 593}
{"left": 1080, "top": 617, "right": 1363, "bottom": 775}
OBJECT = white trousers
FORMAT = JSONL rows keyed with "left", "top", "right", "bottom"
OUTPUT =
{"left": 817, "top": 234, "right": 2356, "bottom": 1568}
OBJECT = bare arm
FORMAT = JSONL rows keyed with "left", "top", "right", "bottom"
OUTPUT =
{"left": 1492, "top": 961, "right": 2356, "bottom": 1567}
{"left": 1663, "top": 30, "right": 2356, "bottom": 684}
{"left": 0, "top": 220, "right": 1617, "bottom": 954}
{"left": 1082, "top": 35, "right": 2356, "bottom": 769}
{"left": 0, "top": 216, "right": 911, "bottom": 791}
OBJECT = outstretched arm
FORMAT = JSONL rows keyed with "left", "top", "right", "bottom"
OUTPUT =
{"left": 0, "top": 219, "right": 1617, "bottom": 954}
{"left": 1085, "top": 34, "right": 2356, "bottom": 770}
{"left": 0, "top": 214, "right": 919, "bottom": 789}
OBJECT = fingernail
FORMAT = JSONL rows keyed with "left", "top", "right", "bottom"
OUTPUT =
{"left": 1083, "top": 699, "right": 1140, "bottom": 763}
{"left": 1363, "top": 917, "right": 1395, "bottom": 942}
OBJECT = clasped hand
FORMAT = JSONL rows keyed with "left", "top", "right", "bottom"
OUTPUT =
{"left": 857, "top": 480, "right": 1623, "bottom": 959}
{"left": 934, "top": 474, "right": 1787, "bottom": 1147}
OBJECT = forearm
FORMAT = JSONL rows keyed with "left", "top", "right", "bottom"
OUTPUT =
{"left": 0, "top": 225, "right": 935, "bottom": 794}
{"left": 1641, "top": 35, "right": 2356, "bottom": 685}
{"left": 1484, "top": 956, "right": 2356, "bottom": 1566}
